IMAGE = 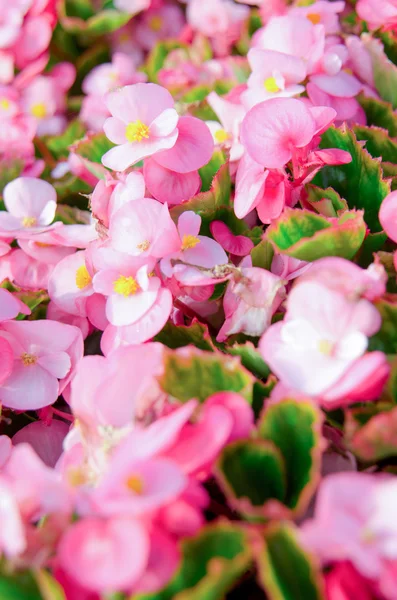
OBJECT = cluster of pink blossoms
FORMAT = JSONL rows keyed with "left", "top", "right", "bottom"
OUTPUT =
{"left": 2, "top": 0, "right": 397, "bottom": 598}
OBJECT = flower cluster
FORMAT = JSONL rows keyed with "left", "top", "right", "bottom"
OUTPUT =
{"left": 1, "top": 0, "right": 397, "bottom": 599}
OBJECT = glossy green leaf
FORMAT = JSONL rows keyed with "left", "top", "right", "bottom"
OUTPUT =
{"left": 0, "top": 159, "right": 23, "bottom": 195}
{"left": 0, "top": 571, "right": 42, "bottom": 600}
{"left": 305, "top": 185, "right": 348, "bottom": 217}
{"left": 134, "top": 522, "right": 252, "bottom": 600}
{"left": 250, "top": 238, "right": 274, "bottom": 270}
{"left": 353, "top": 124, "right": 397, "bottom": 163}
{"left": 358, "top": 94, "right": 397, "bottom": 136}
{"left": 369, "top": 296, "right": 397, "bottom": 353}
{"left": 71, "top": 132, "right": 114, "bottom": 164}
{"left": 256, "top": 524, "right": 324, "bottom": 600}
{"left": 258, "top": 399, "right": 323, "bottom": 512}
{"left": 154, "top": 320, "right": 215, "bottom": 351}
{"left": 45, "top": 120, "right": 86, "bottom": 160}
{"left": 158, "top": 347, "right": 255, "bottom": 403}
{"left": 224, "top": 342, "right": 270, "bottom": 379}
{"left": 314, "top": 124, "right": 390, "bottom": 231}
{"left": 266, "top": 208, "right": 366, "bottom": 261}
{"left": 58, "top": 0, "right": 132, "bottom": 35}
{"left": 216, "top": 439, "right": 286, "bottom": 518}
{"left": 145, "top": 40, "right": 188, "bottom": 82}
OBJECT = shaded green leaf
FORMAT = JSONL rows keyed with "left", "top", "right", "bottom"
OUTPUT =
{"left": 198, "top": 150, "right": 226, "bottom": 192}
{"left": 256, "top": 524, "right": 324, "bottom": 600}
{"left": 358, "top": 94, "right": 397, "bottom": 136}
{"left": 353, "top": 124, "right": 397, "bottom": 163}
{"left": 154, "top": 320, "right": 215, "bottom": 351}
{"left": 258, "top": 399, "right": 323, "bottom": 512}
{"left": 369, "top": 295, "right": 397, "bottom": 353}
{"left": 305, "top": 185, "right": 347, "bottom": 218}
{"left": 363, "top": 33, "right": 397, "bottom": 108}
{"left": 250, "top": 238, "right": 274, "bottom": 270}
{"left": 134, "top": 522, "right": 252, "bottom": 600}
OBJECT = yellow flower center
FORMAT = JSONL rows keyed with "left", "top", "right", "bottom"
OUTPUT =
{"left": 21, "top": 352, "right": 37, "bottom": 366}
{"left": 297, "top": 0, "right": 315, "bottom": 5}
{"left": 0, "top": 98, "right": 10, "bottom": 110}
{"left": 113, "top": 275, "right": 139, "bottom": 297}
{"left": 75, "top": 265, "right": 92, "bottom": 290}
{"left": 36, "top": 242, "right": 51, "bottom": 248}
{"left": 307, "top": 12, "right": 321, "bottom": 24}
{"left": 137, "top": 240, "right": 150, "bottom": 252}
{"left": 264, "top": 77, "right": 281, "bottom": 93}
{"left": 126, "top": 474, "right": 144, "bottom": 494}
{"left": 31, "top": 102, "right": 47, "bottom": 119}
{"left": 125, "top": 120, "right": 150, "bottom": 143}
{"left": 22, "top": 216, "right": 37, "bottom": 228}
{"left": 318, "top": 339, "right": 334, "bottom": 356}
{"left": 214, "top": 129, "right": 230, "bottom": 144}
{"left": 181, "top": 234, "right": 200, "bottom": 250}
{"left": 149, "top": 15, "right": 163, "bottom": 31}
{"left": 67, "top": 466, "right": 87, "bottom": 487}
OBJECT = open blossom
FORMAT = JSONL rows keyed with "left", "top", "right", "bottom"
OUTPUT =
{"left": 259, "top": 280, "right": 383, "bottom": 399}
{"left": 0, "top": 320, "right": 83, "bottom": 409}
{"left": 356, "top": 0, "right": 397, "bottom": 31}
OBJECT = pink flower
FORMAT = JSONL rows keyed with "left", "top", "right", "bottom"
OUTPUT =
{"left": 0, "top": 476, "right": 26, "bottom": 558}
{"left": 143, "top": 158, "right": 201, "bottom": 206}
{"left": 253, "top": 14, "right": 325, "bottom": 75}
{"left": 259, "top": 281, "right": 382, "bottom": 398}
{"left": 0, "top": 319, "right": 83, "bottom": 410}
{"left": 356, "top": 0, "right": 397, "bottom": 32}
{"left": 217, "top": 266, "right": 286, "bottom": 341}
{"left": 210, "top": 221, "right": 254, "bottom": 257}
{"left": 83, "top": 53, "right": 147, "bottom": 98}
{"left": 135, "top": 5, "right": 185, "bottom": 52}
{"left": 325, "top": 562, "right": 375, "bottom": 600}
{"left": 48, "top": 251, "right": 95, "bottom": 317}
{"left": 0, "top": 176, "right": 57, "bottom": 235}
{"left": 0, "top": 288, "right": 30, "bottom": 321}
{"left": 379, "top": 190, "right": 397, "bottom": 243}
{"left": 242, "top": 48, "right": 306, "bottom": 108}
{"left": 101, "top": 83, "right": 179, "bottom": 171}
{"left": 206, "top": 91, "right": 245, "bottom": 162}
{"left": 13, "top": 419, "right": 70, "bottom": 467}
{"left": 58, "top": 516, "right": 149, "bottom": 594}
{"left": 289, "top": 1, "right": 345, "bottom": 35}
{"left": 301, "top": 473, "right": 397, "bottom": 580}
{"left": 160, "top": 211, "right": 228, "bottom": 284}
{"left": 241, "top": 98, "right": 318, "bottom": 169}
{"left": 109, "top": 198, "right": 181, "bottom": 258}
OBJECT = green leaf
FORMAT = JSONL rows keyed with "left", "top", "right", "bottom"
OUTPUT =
{"left": 358, "top": 94, "right": 397, "bottom": 136}
{"left": 258, "top": 399, "right": 323, "bottom": 512}
{"left": 45, "top": 120, "right": 86, "bottom": 160}
{"left": 15, "top": 290, "right": 48, "bottom": 319}
{"left": 250, "top": 238, "right": 274, "bottom": 270}
{"left": 58, "top": 0, "right": 132, "bottom": 35}
{"left": 224, "top": 342, "right": 270, "bottom": 379}
{"left": 353, "top": 124, "right": 397, "bottom": 163}
{"left": 198, "top": 150, "right": 226, "bottom": 192}
{"left": 0, "top": 159, "right": 23, "bottom": 195}
{"left": 375, "top": 29, "right": 397, "bottom": 65}
{"left": 0, "top": 571, "right": 42, "bottom": 600}
{"left": 266, "top": 208, "right": 366, "bottom": 261}
{"left": 181, "top": 85, "right": 212, "bottom": 103}
{"left": 256, "top": 524, "right": 324, "bottom": 600}
{"left": 158, "top": 347, "right": 255, "bottom": 403}
{"left": 346, "top": 405, "right": 397, "bottom": 462}
{"left": 34, "top": 570, "right": 66, "bottom": 600}
{"left": 154, "top": 320, "right": 215, "bottom": 351}
{"left": 362, "top": 34, "right": 397, "bottom": 108}
{"left": 216, "top": 439, "right": 286, "bottom": 519}
{"left": 305, "top": 185, "right": 348, "bottom": 218}
{"left": 134, "top": 522, "right": 252, "bottom": 600}
{"left": 369, "top": 296, "right": 397, "bottom": 353}
{"left": 71, "top": 132, "right": 114, "bottom": 164}
{"left": 313, "top": 124, "right": 390, "bottom": 231}
{"left": 52, "top": 173, "right": 91, "bottom": 202}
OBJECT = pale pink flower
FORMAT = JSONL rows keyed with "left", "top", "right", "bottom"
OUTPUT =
{"left": 217, "top": 266, "right": 286, "bottom": 341}
{"left": 135, "top": 5, "right": 185, "bottom": 52}
{"left": 58, "top": 517, "right": 149, "bottom": 594}
{"left": 0, "top": 476, "right": 26, "bottom": 558}
{"left": 0, "top": 288, "right": 30, "bottom": 321}
{"left": 259, "top": 281, "right": 382, "bottom": 397}
{"left": 160, "top": 211, "right": 228, "bottom": 283}
{"left": 289, "top": 1, "right": 345, "bottom": 35}
{"left": 109, "top": 198, "right": 181, "bottom": 258}
{"left": 0, "top": 319, "right": 83, "bottom": 410}
{"left": 0, "top": 176, "right": 57, "bottom": 235}
{"left": 206, "top": 91, "right": 245, "bottom": 161}
{"left": 379, "top": 190, "right": 397, "bottom": 243}
{"left": 83, "top": 53, "right": 147, "bottom": 98}
{"left": 143, "top": 158, "right": 201, "bottom": 206}
{"left": 48, "top": 251, "right": 95, "bottom": 318}
{"left": 102, "top": 83, "right": 179, "bottom": 171}
{"left": 356, "top": 0, "right": 397, "bottom": 32}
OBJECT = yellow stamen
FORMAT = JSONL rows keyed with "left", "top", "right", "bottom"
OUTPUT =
{"left": 36, "top": 242, "right": 51, "bottom": 248}
{"left": 264, "top": 77, "right": 281, "bottom": 93}
{"left": 137, "top": 240, "right": 150, "bottom": 252}
{"left": 307, "top": 12, "right": 321, "bottom": 24}
{"left": 67, "top": 467, "right": 87, "bottom": 487}
{"left": 75, "top": 265, "right": 92, "bottom": 290}
{"left": 149, "top": 15, "right": 163, "bottom": 31}
{"left": 318, "top": 339, "right": 334, "bottom": 356}
{"left": 113, "top": 275, "right": 139, "bottom": 297}
{"left": 181, "top": 234, "right": 200, "bottom": 250}
{"left": 297, "top": 0, "right": 315, "bottom": 5}
{"left": 125, "top": 120, "right": 150, "bottom": 143}
{"left": 22, "top": 216, "right": 37, "bottom": 228}
{"left": 21, "top": 352, "right": 37, "bottom": 366}
{"left": 31, "top": 102, "right": 47, "bottom": 119}
{"left": 126, "top": 474, "right": 144, "bottom": 494}
{"left": 0, "top": 98, "right": 10, "bottom": 110}
{"left": 214, "top": 129, "right": 230, "bottom": 144}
